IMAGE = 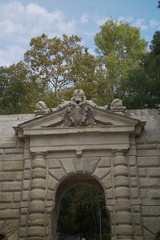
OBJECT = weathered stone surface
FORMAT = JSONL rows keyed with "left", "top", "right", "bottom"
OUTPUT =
{"left": 1, "top": 182, "right": 21, "bottom": 191}
{"left": 60, "top": 159, "right": 75, "bottom": 174}
{"left": 49, "top": 168, "right": 65, "bottom": 180}
{"left": 115, "top": 212, "right": 132, "bottom": 224}
{"left": 31, "top": 189, "right": 46, "bottom": 200}
{"left": 0, "top": 192, "right": 13, "bottom": 202}
{"left": 0, "top": 172, "right": 16, "bottom": 181}
{"left": 0, "top": 209, "right": 19, "bottom": 219}
{"left": 84, "top": 158, "right": 99, "bottom": 174}
{"left": 0, "top": 98, "right": 160, "bottom": 240}
{"left": 30, "top": 200, "right": 45, "bottom": 213}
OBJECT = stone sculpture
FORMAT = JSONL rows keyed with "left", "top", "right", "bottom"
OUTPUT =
{"left": 34, "top": 101, "right": 50, "bottom": 115}
{"left": 62, "top": 89, "right": 96, "bottom": 126}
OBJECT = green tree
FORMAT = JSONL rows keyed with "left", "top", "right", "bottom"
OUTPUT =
{"left": 24, "top": 34, "right": 98, "bottom": 99}
{"left": 119, "top": 31, "right": 160, "bottom": 109}
{"left": 0, "top": 63, "right": 30, "bottom": 114}
{"left": 57, "top": 185, "right": 110, "bottom": 235}
{"left": 94, "top": 19, "right": 148, "bottom": 102}
{"left": 157, "top": 1, "right": 160, "bottom": 8}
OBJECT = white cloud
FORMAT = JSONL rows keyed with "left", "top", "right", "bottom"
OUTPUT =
{"left": 96, "top": 17, "right": 109, "bottom": 26}
{"left": 0, "top": 1, "right": 77, "bottom": 66}
{"left": 150, "top": 19, "right": 160, "bottom": 28}
{"left": 133, "top": 19, "right": 148, "bottom": 30}
{"left": 80, "top": 13, "right": 89, "bottom": 24}
{"left": 117, "top": 16, "right": 133, "bottom": 24}
{"left": 0, "top": 2, "right": 76, "bottom": 37}
{"left": 0, "top": 45, "right": 25, "bottom": 67}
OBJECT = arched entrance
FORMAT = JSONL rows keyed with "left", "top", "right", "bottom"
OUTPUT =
{"left": 50, "top": 173, "right": 111, "bottom": 240}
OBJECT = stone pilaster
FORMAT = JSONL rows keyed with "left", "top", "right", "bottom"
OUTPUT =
{"left": 113, "top": 151, "right": 133, "bottom": 240}
{"left": 27, "top": 152, "right": 48, "bottom": 240}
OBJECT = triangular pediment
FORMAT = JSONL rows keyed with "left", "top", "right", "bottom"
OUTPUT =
{"left": 14, "top": 107, "right": 145, "bottom": 138}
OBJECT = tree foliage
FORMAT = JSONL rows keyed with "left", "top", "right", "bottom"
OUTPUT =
{"left": 57, "top": 184, "right": 110, "bottom": 235}
{"left": 94, "top": 19, "right": 148, "bottom": 102}
{"left": 24, "top": 34, "right": 98, "bottom": 97}
{"left": 120, "top": 30, "right": 160, "bottom": 109}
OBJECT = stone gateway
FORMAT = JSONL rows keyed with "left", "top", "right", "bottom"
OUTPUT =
{"left": 0, "top": 90, "right": 159, "bottom": 240}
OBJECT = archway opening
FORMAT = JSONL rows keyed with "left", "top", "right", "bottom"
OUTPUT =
{"left": 52, "top": 173, "right": 111, "bottom": 240}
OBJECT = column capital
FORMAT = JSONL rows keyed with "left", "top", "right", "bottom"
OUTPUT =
{"left": 112, "top": 150, "right": 127, "bottom": 157}
{"left": 31, "top": 151, "right": 48, "bottom": 157}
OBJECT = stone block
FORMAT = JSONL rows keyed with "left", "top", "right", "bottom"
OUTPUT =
{"left": 134, "top": 225, "right": 143, "bottom": 236}
{"left": 74, "top": 158, "right": 85, "bottom": 172}
{"left": 129, "top": 166, "right": 137, "bottom": 176}
{"left": 114, "top": 155, "right": 127, "bottom": 166}
{"left": 142, "top": 206, "right": 160, "bottom": 216}
{"left": 22, "top": 191, "right": 29, "bottom": 201}
{"left": 0, "top": 192, "right": 13, "bottom": 202}
{"left": 49, "top": 168, "right": 65, "bottom": 181}
{"left": 131, "top": 188, "right": 138, "bottom": 199}
{"left": 148, "top": 168, "right": 160, "bottom": 177}
{"left": 27, "top": 226, "right": 45, "bottom": 237}
{"left": 115, "top": 224, "right": 133, "bottom": 236}
{"left": 143, "top": 217, "right": 160, "bottom": 234}
{"left": 14, "top": 192, "right": 21, "bottom": 202}
{"left": 84, "top": 158, "right": 99, "bottom": 174}
{"left": 0, "top": 209, "right": 19, "bottom": 219}
{"left": 24, "top": 170, "right": 31, "bottom": 179}
{"left": 16, "top": 171, "right": 23, "bottom": 180}
{"left": 31, "top": 178, "right": 46, "bottom": 189}
{"left": 20, "top": 215, "right": 27, "bottom": 226}
{"left": 47, "top": 175, "right": 58, "bottom": 191}
{"left": 105, "top": 188, "right": 113, "bottom": 199}
{"left": 3, "top": 161, "right": 23, "bottom": 171}
{"left": 32, "top": 168, "right": 46, "bottom": 179}
{"left": 127, "top": 156, "right": 136, "bottom": 166}
{"left": 30, "top": 200, "right": 45, "bottom": 213}
{"left": 98, "top": 157, "right": 111, "bottom": 167}
{"left": 115, "top": 199, "right": 131, "bottom": 211}
{"left": 24, "top": 159, "right": 32, "bottom": 169}
{"left": 115, "top": 211, "right": 132, "bottom": 224}
{"left": 48, "top": 159, "right": 61, "bottom": 168}
{"left": 31, "top": 189, "right": 46, "bottom": 200}
{"left": 93, "top": 167, "right": 110, "bottom": 180}
{"left": 101, "top": 173, "right": 112, "bottom": 189}
{"left": 114, "top": 186, "right": 130, "bottom": 198}
{"left": 1, "top": 182, "right": 22, "bottom": 191}
{"left": 60, "top": 159, "right": 75, "bottom": 174}
{"left": 137, "top": 157, "right": 159, "bottom": 167}
{"left": 28, "top": 213, "right": 46, "bottom": 226}
{"left": 143, "top": 228, "right": 154, "bottom": 240}
{"left": 114, "top": 176, "right": 129, "bottom": 187}
{"left": 114, "top": 165, "right": 128, "bottom": 177}
{"left": 0, "top": 172, "right": 16, "bottom": 181}
{"left": 130, "top": 177, "right": 138, "bottom": 187}
{"left": 23, "top": 180, "right": 30, "bottom": 190}
{"left": 138, "top": 168, "right": 146, "bottom": 177}
{"left": 47, "top": 190, "right": 54, "bottom": 200}
{"left": 32, "top": 158, "right": 46, "bottom": 169}
{"left": 134, "top": 213, "right": 141, "bottom": 224}
{"left": 139, "top": 178, "right": 160, "bottom": 187}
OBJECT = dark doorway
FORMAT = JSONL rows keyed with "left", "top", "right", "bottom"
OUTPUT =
{"left": 56, "top": 184, "right": 110, "bottom": 240}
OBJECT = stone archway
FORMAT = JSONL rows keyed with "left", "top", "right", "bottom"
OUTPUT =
{"left": 49, "top": 173, "right": 111, "bottom": 240}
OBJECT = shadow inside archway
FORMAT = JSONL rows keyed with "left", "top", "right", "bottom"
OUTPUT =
{"left": 50, "top": 173, "right": 111, "bottom": 240}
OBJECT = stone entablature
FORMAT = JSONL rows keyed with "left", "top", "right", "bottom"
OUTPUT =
{"left": 0, "top": 90, "right": 159, "bottom": 240}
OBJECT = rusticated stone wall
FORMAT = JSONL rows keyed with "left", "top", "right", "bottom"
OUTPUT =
{"left": 0, "top": 109, "right": 159, "bottom": 240}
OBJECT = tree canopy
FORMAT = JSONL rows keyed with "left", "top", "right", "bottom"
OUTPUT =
{"left": 0, "top": 18, "right": 160, "bottom": 114}
{"left": 94, "top": 19, "right": 148, "bottom": 102}
{"left": 57, "top": 184, "right": 110, "bottom": 236}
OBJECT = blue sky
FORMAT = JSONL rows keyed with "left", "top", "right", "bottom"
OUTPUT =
{"left": 0, "top": 0, "right": 159, "bottom": 66}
